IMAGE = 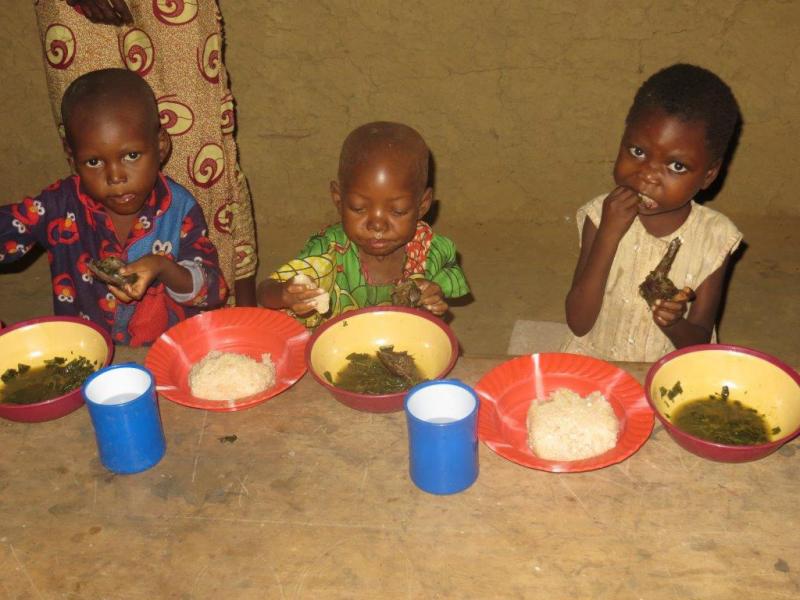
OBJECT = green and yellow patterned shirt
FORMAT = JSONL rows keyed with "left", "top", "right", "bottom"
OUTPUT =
{"left": 269, "top": 221, "right": 469, "bottom": 327}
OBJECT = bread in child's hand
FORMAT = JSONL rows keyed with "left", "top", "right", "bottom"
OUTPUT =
{"left": 292, "top": 273, "right": 330, "bottom": 314}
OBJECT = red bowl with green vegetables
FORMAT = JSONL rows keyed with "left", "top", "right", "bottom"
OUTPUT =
{"left": 0, "top": 316, "right": 113, "bottom": 422}
{"left": 645, "top": 344, "right": 800, "bottom": 462}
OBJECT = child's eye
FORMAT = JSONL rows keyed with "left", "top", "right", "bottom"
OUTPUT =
{"left": 123, "top": 152, "right": 141, "bottom": 162}
{"left": 628, "top": 146, "right": 645, "bottom": 159}
{"left": 84, "top": 158, "right": 102, "bottom": 168}
{"left": 392, "top": 209, "right": 410, "bottom": 217}
{"left": 668, "top": 161, "right": 687, "bottom": 174}
{"left": 348, "top": 205, "right": 366, "bottom": 214}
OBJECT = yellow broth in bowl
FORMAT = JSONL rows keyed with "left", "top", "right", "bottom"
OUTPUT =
{"left": 668, "top": 385, "right": 777, "bottom": 445}
{"left": 1, "top": 356, "right": 99, "bottom": 405}
{"left": 0, "top": 318, "right": 112, "bottom": 406}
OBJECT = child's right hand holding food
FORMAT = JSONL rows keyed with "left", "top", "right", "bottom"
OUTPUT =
{"left": 415, "top": 279, "right": 448, "bottom": 317}
{"left": 110, "top": 255, "right": 194, "bottom": 303}
{"left": 652, "top": 287, "right": 695, "bottom": 329}
{"left": 280, "top": 275, "right": 329, "bottom": 316}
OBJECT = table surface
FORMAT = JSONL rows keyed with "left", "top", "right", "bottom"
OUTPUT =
{"left": 2, "top": 347, "right": 798, "bottom": 599}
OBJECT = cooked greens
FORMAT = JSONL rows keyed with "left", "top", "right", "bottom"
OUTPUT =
{"left": 329, "top": 346, "right": 425, "bottom": 394}
{"left": 1, "top": 356, "right": 98, "bottom": 405}
{"left": 671, "top": 386, "right": 772, "bottom": 445}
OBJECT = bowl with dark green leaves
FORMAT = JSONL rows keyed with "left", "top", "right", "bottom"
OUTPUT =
{"left": 645, "top": 344, "right": 800, "bottom": 462}
{"left": 306, "top": 307, "right": 459, "bottom": 413}
{"left": 0, "top": 316, "right": 113, "bottom": 422}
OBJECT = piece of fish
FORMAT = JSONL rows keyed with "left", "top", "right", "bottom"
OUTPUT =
{"left": 638, "top": 238, "right": 682, "bottom": 307}
{"left": 88, "top": 257, "right": 139, "bottom": 288}
{"left": 376, "top": 345, "right": 422, "bottom": 385}
{"left": 391, "top": 279, "right": 422, "bottom": 308}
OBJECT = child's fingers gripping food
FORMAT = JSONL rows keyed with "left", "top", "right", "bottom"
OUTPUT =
{"left": 671, "top": 286, "right": 696, "bottom": 303}
{"left": 116, "top": 257, "right": 162, "bottom": 301}
{"left": 416, "top": 279, "right": 448, "bottom": 316}
{"left": 653, "top": 286, "right": 695, "bottom": 327}
{"left": 106, "top": 282, "right": 136, "bottom": 304}
{"left": 287, "top": 274, "right": 330, "bottom": 315}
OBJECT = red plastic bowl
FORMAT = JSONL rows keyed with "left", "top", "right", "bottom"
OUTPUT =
{"left": 145, "top": 307, "right": 310, "bottom": 411}
{"left": 645, "top": 344, "right": 800, "bottom": 462}
{"left": 0, "top": 316, "right": 114, "bottom": 423}
{"left": 306, "top": 307, "right": 459, "bottom": 413}
{"left": 476, "top": 353, "right": 654, "bottom": 473}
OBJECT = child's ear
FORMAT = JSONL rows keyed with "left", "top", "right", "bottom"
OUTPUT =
{"left": 158, "top": 128, "right": 171, "bottom": 164}
{"left": 701, "top": 159, "right": 722, "bottom": 189}
{"left": 330, "top": 180, "right": 343, "bottom": 214}
{"left": 62, "top": 136, "right": 76, "bottom": 172}
{"left": 418, "top": 187, "right": 433, "bottom": 218}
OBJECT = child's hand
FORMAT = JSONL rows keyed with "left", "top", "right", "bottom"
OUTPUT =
{"left": 598, "top": 186, "right": 640, "bottom": 240}
{"left": 652, "top": 287, "right": 695, "bottom": 328}
{"left": 281, "top": 280, "right": 328, "bottom": 316}
{"left": 416, "top": 279, "right": 448, "bottom": 316}
{"left": 109, "top": 255, "right": 167, "bottom": 302}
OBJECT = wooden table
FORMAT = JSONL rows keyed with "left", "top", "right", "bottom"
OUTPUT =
{"left": 2, "top": 348, "right": 798, "bottom": 599}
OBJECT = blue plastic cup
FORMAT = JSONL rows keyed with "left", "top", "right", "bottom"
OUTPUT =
{"left": 404, "top": 379, "right": 479, "bottom": 495}
{"left": 82, "top": 363, "right": 165, "bottom": 474}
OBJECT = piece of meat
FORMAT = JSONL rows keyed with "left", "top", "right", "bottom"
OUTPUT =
{"left": 638, "top": 238, "right": 682, "bottom": 307}
{"left": 391, "top": 279, "right": 422, "bottom": 308}
{"left": 376, "top": 345, "right": 422, "bottom": 385}
{"left": 88, "top": 257, "right": 139, "bottom": 287}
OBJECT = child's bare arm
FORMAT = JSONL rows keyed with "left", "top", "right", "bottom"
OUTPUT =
{"left": 257, "top": 278, "right": 325, "bottom": 315}
{"left": 653, "top": 257, "right": 730, "bottom": 348}
{"left": 234, "top": 276, "right": 257, "bottom": 307}
{"left": 566, "top": 187, "right": 640, "bottom": 336}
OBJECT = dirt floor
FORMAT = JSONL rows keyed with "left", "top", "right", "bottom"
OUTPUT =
{"left": 2, "top": 214, "right": 798, "bottom": 366}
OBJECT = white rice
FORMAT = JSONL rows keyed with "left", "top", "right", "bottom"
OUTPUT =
{"left": 526, "top": 388, "right": 619, "bottom": 461}
{"left": 188, "top": 351, "right": 276, "bottom": 401}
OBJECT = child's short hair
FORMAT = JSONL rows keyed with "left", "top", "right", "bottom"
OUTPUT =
{"left": 338, "top": 121, "right": 430, "bottom": 192}
{"left": 626, "top": 64, "right": 740, "bottom": 161}
{"left": 60, "top": 68, "right": 159, "bottom": 144}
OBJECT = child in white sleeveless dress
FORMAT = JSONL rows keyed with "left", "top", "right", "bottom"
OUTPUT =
{"left": 562, "top": 64, "right": 742, "bottom": 362}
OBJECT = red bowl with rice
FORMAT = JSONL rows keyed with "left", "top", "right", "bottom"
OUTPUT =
{"left": 475, "top": 353, "right": 654, "bottom": 472}
{"left": 145, "top": 307, "right": 310, "bottom": 411}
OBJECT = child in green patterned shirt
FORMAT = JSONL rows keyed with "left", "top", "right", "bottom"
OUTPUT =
{"left": 257, "top": 121, "right": 469, "bottom": 327}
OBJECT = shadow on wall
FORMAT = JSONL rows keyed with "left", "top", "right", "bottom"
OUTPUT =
{"left": 695, "top": 118, "right": 742, "bottom": 207}
{"left": 693, "top": 117, "right": 744, "bottom": 341}
{"left": 423, "top": 152, "right": 475, "bottom": 319}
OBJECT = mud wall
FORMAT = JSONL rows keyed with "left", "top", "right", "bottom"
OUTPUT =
{"left": 2, "top": 1, "right": 798, "bottom": 241}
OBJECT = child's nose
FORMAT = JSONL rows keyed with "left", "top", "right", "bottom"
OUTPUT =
{"left": 106, "top": 164, "right": 127, "bottom": 185}
{"left": 638, "top": 163, "right": 659, "bottom": 184}
{"left": 366, "top": 209, "right": 387, "bottom": 231}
